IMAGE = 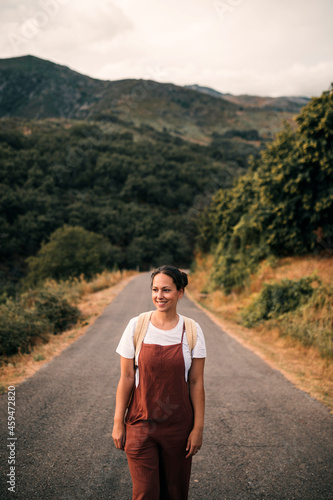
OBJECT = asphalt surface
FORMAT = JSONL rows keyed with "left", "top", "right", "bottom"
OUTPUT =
{"left": 0, "top": 272, "right": 332, "bottom": 499}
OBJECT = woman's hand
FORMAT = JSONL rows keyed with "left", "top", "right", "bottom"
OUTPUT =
{"left": 112, "top": 421, "right": 126, "bottom": 450}
{"left": 186, "top": 427, "right": 203, "bottom": 458}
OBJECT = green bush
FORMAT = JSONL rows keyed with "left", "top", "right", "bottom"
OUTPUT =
{"left": 213, "top": 254, "right": 251, "bottom": 295}
{"left": 0, "top": 302, "right": 49, "bottom": 357}
{"left": 0, "top": 288, "right": 81, "bottom": 358}
{"left": 27, "top": 289, "right": 81, "bottom": 334}
{"left": 24, "top": 225, "right": 114, "bottom": 286}
{"left": 212, "top": 237, "right": 268, "bottom": 294}
{"left": 278, "top": 282, "right": 333, "bottom": 359}
{"left": 242, "top": 277, "right": 315, "bottom": 327}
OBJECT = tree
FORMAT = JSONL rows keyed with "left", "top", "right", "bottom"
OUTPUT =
{"left": 24, "top": 225, "right": 114, "bottom": 285}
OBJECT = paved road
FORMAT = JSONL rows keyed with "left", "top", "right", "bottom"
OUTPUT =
{"left": 0, "top": 273, "right": 332, "bottom": 499}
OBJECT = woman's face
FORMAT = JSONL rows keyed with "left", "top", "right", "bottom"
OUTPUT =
{"left": 152, "top": 273, "right": 183, "bottom": 313}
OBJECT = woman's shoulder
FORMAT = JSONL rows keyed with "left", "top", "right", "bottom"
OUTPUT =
{"left": 180, "top": 314, "right": 203, "bottom": 331}
{"left": 122, "top": 316, "right": 139, "bottom": 337}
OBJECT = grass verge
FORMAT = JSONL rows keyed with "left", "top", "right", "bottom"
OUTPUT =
{"left": 188, "top": 253, "right": 333, "bottom": 412}
{"left": 0, "top": 270, "right": 137, "bottom": 393}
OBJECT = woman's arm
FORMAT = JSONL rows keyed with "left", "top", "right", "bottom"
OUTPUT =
{"left": 112, "top": 356, "right": 135, "bottom": 450}
{"left": 186, "top": 357, "right": 205, "bottom": 458}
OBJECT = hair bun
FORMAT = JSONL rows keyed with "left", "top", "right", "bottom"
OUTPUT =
{"left": 181, "top": 271, "right": 188, "bottom": 288}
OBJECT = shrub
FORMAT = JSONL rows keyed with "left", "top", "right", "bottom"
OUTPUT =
{"left": 212, "top": 240, "right": 268, "bottom": 294}
{"left": 213, "top": 254, "right": 251, "bottom": 294}
{"left": 242, "top": 277, "right": 315, "bottom": 327}
{"left": 33, "top": 354, "right": 45, "bottom": 362}
{"left": 0, "top": 301, "right": 49, "bottom": 357}
{"left": 278, "top": 282, "right": 333, "bottom": 358}
{"left": 25, "top": 289, "right": 81, "bottom": 334}
{"left": 0, "top": 288, "right": 81, "bottom": 358}
{"left": 24, "top": 225, "right": 114, "bottom": 286}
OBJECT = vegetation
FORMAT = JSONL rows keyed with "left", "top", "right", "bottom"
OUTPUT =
{"left": 189, "top": 252, "right": 333, "bottom": 361}
{"left": 0, "top": 55, "right": 306, "bottom": 296}
{"left": 277, "top": 282, "right": 333, "bottom": 359}
{"left": 0, "top": 55, "right": 301, "bottom": 139}
{"left": 0, "top": 270, "right": 131, "bottom": 361}
{"left": 27, "top": 288, "right": 81, "bottom": 334}
{"left": 0, "top": 288, "right": 80, "bottom": 358}
{"left": 0, "top": 300, "right": 49, "bottom": 357}
{"left": 242, "top": 277, "right": 316, "bottom": 327}
{"left": 197, "top": 84, "right": 333, "bottom": 293}
{"left": 0, "top": 117, "right": 243, "bottom": 293}
{"left": 1, "top": 58, "right": 331, "bottom": 372}
{"left": 24, "top": 225, "right": 114, "bottom": 286}
{"left": 241, "top": 275, "right": 333, "bottom": 360}
{"left": 188, "top": 252, "right": 333, "bottom": 410}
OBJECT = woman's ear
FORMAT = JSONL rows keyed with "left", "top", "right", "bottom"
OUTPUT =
{"left": 178, "top": 288, "right": 184, "bottom": 300}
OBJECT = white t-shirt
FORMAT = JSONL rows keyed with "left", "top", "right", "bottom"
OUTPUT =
{"left": 116, "top": 314, "right": 206, "bottom": 387}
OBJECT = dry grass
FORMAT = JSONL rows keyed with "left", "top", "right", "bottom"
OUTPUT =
{"left": 250, "top": 255, "right": 333, "bottom": 293}
{"left": 0, "top": 271, "right": 137, "bottom": 392}
{"left": 188, "top": 253, "right": 333, "bottom": 412}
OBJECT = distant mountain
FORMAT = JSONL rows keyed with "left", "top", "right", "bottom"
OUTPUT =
{"left": 0, "top": 55, "right": 234, "bottom": 123}
{"left": 186, "top": 84, "right": 310, "bottom": 113}
{"left": 185, "top": 84, "right": 225, "bottom": 100}
{"left": 0, "top": 55, "right": 302, "bottom": 143}
{"left": 0, "top": 55, "right": 112, "bottom": 119}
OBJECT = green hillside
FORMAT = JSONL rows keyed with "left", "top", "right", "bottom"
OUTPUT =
{"left": 0, "top": 55, "right": 312, "bottom": 295}
{"left": 0, "top": 55, "right": 300, "bottom": 142}
{"left": 186, "top": 84, "right": 310, "bottom": 113}
{"left": 196, "top": 84, "right": 333, "bottom": 294}
{"left": 0, "top": 116, "right": 246, "bottom": 293}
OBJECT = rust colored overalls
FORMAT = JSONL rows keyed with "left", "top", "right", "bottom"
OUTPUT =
{"left": 125, "top": 322, "right": 194, "bottom": 500}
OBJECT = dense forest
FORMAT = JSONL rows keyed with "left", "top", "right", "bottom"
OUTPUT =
{"left": 0, "top": 117, "right": 255, "bottom": 291}
{"left": 0, "top": 55, "right": 313, "bottom": 295}
{"left": 196, "top": 84, "right": 333, "bottom": 293}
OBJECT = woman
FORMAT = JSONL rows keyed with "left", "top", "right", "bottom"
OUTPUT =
{"left": 112, "top": 265, "right": 206, "bottom": 500}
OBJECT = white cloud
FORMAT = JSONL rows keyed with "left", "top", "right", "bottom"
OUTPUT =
{"left": 1, "top": 1, "right": 133, "bottom": 64}
{"left": 0, "top": 0, "right": 332, "bottom": 96}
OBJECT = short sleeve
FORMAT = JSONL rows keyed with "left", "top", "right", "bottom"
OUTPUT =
{"left": 192, "top": 322, "right": 206, "bottom": 358}
{"left": 116, "top": 317, "right": 138, "bottom": 359}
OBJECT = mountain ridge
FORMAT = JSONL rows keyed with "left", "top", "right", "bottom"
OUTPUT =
{"left": 0, "top": 55, "right": 304, "bottom": 143}
{"left": 185, "top": 84, "right": 310, "bottom": 113}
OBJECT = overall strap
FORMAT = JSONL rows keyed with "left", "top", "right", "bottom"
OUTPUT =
{"left": 180, "top": 320, "right": 186, "bottom": 343}
{"left": 183, "top": 315, "right": 197, "bottom": 353}
{"left": 133, "top": 311, "right": 154, "bottom": 366}
{"left": 133, "top": 312, "right": 198, "bottom": 364}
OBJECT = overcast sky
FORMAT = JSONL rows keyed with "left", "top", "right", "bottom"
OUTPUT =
{"left": 1, "top": 0, "right": 332, "bottom": 97}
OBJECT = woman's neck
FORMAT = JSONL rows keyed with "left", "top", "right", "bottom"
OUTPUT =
{"left": 151, "top": 310, "right": 179, "bottom": 330}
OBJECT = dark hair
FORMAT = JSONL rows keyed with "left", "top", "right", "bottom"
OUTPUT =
{"left": 151, "top": 265, "right": 188, "bottom": 291}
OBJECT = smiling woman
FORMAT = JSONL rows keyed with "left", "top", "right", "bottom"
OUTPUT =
{"left": 112, "top": 265, "right": 206, "bottom": 500}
